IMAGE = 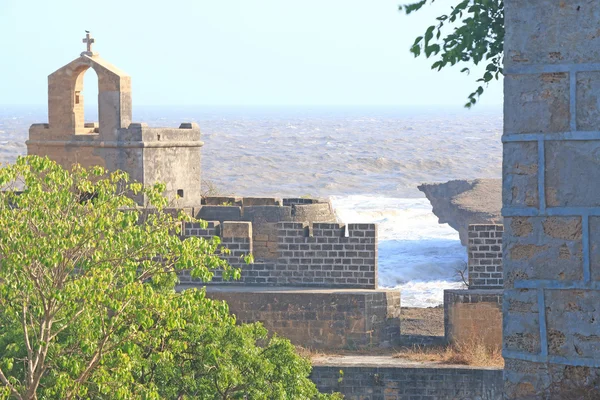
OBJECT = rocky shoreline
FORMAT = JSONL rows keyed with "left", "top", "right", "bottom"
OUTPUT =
{"left": 418, "top": 179, "right": 502, "bottom": 246}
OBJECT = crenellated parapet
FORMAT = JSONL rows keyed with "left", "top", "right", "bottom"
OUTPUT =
{"left": 180, "top": 217, "right": 377, "bottom": 289}
{"left": 196, "top": 196, "right": 337, "bottom": 260}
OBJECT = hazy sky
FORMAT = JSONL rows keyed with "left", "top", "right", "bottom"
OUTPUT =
{"left": 0, "top": 0, "right": 503, "bottom": 107}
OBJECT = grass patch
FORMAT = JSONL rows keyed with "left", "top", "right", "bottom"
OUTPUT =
{"left": 394, "top": 339, "right": 504, "bottom": 368}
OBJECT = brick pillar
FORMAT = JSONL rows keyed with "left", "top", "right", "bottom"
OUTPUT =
{"left": 503, "top": 1, "right": 600, "bottom": 397}
{"left": 467, "top": 224, "right": 503, "bottom": 289}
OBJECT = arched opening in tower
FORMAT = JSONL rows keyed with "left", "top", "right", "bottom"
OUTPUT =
{"left": 75, "top": 67, "right": 99, "bottom": 134}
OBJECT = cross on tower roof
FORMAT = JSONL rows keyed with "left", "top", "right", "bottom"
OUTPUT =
{"left": 81, "top": 32, "right": 97, "bottom": 57}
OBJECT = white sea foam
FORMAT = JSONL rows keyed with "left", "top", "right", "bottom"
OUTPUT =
{"left": 332, "top": 196, "right": 467, "bottom": 307}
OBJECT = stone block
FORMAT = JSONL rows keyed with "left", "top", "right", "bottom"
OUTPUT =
{"left": 503, "top": 289, "right": 541, "bottom": 355}
{"left": 504, "top": 73, "right": 570, "bottom": 134}
{"left": 196, "top": 205, "right": 242, "bottom": 221}
{"left": 576, "top": 72, "right": 600, "bottom": 131}
{"left": 444, "top": 289, "right": 503, "bottom": 348}
{"left": 221, "top": 221, "right": 252, "bottom": 239}
{"left": 503, "top": 359, "right": 551, "bottom": 400}
{"left": 202, "top": 196, "right": 242, "bottom": 206}
{"left": 503, "top": 142, "right": 539, "bottom": 208}
{"left": 242, "top": 197, "right": 282, "bottom": 206}
{"left": 545, "top": 289, "right": 600, "bottom": 359}
{"left": 505, "top": 359, "right": 600, "bottom": 398}
{"left": 179, "top": 122, "right": 199, "bottom": 129}
{"left": 292, "top": 203, "right": 336, "bottom": 222}
{"left": 546, "top": 141, "right": 600, "bottom": 207}
{"left": 503, "top": 217, "right": 583, "bottom": 287}
{"left": 242, "top": 206, "right": 292, "bottom": 223}
{"left": 588, "top": 217, "right": 600, "bottom": 281}
{"left": 504, "top": 0, "right": 600, "bottom": 68}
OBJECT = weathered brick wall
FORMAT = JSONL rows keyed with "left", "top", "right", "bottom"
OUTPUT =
{"left": 503, "top": 1, "right": 600, "bottom": 397}
{"left": 444, "top": 289, "right": 503, "bottom": 349}
{"left": 278, "top": 222, "right": 377, "bottom": 289}
{"left": 468, "top": 224, "right": 503, "bottom": 289}
{"left": 311, "top": 365, "right": 502, "bottom": 400}
{"left": 181, "top": 220, "right": 378, "bottom": 288}
{"left": 179, "top": 221, "right": 253, "bottom": 283}
{"left": 205, "top": 288, "right": 400, "bottom": 349}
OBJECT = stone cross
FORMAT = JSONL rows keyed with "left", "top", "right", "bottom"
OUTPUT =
{"left": 82, "top": 32, "right": 95, "bottom": 53}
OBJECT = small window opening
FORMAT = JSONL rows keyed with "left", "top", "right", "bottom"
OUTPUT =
{"left": 157, "top": 134, "right": 161, "bottom": 141}
{"left": 75, "top": 91, "right": 81, "bottom": 104}
{"left": 177, "top": 189, "right": 184, "bottom": 198}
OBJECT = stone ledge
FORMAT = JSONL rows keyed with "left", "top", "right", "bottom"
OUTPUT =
{"left": 444, "top": 289, "right": 503, "bottom": 349}
{"left": 311, "top": 361, "right": 502, "bottom": 400}
{"left": 177, "top": 285, "right": 400, "bottom": 350}
{"left": 311, "top": 355, "right": 502, "bottom": 369}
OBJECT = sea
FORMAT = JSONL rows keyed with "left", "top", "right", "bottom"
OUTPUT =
{"left": 0, "top": 105, "right": 503, "bottom": 307}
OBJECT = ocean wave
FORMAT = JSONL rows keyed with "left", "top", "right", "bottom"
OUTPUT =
{"left": 0, "top": 106, "right": 501, "bottom": 306}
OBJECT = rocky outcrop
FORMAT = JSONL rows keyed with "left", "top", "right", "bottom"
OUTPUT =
{"left": 418, "top": 179, "right": 502, "bottom": 245}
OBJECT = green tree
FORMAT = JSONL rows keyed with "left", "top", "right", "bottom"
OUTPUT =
{"left": 0, "top": 156, "right": 337, "bottom": 400}
{"left": 400, "top": 0, "right": 504, "bottom": 107}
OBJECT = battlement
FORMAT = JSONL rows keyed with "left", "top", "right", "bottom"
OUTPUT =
{"left": 117, "top": 122, "right": 202, "bottom": 143}
{"left": 277, "top": 222, "right": 377, "bottom": 288}
{"left": 183, "top": 221, "right": 252, "bottom": 240}
{"left": 180, "top": 211, "right": 377, "bottom": 289}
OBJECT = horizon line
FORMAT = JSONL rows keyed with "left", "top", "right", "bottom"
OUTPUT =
{"left": 0, "top": 103, "right": 503, "bottom": 108}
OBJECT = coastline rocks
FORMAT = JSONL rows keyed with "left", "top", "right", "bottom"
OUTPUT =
{"left": 418, "top": 179, "right": 502, "bottom": 246}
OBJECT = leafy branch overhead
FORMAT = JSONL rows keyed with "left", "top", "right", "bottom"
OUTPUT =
{"left": 400, "top": 0, "right": 504, "bottom": 107}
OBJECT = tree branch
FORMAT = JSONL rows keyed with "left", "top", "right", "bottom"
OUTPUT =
{"left": 0, "top": 367, "right": 23, "bottom": 400}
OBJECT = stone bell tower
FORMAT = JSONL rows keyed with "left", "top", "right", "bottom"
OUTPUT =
{"left": 27, "top": 33, "right": 203, "bottom": 206}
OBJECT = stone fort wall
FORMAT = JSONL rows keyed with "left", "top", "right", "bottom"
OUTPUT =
{"left": 171, "top": 197, "right": 377, "bottom": 289}
{"left": 203, "top": 287, "right": 400, "bottom": 350}
{"left": 179, "top": 219, "right": 377, "bottom": 289}
{"left": 502, "top": 0, "right": 600, "bottom": 397}
{"left": 311, "top": 364, "right": 503, "bottom": 400}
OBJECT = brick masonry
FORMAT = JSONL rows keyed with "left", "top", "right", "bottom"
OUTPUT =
{"left": 444, "top": 289, "right": 503, "bottom": 349}
{"left": 468, "top": 224, "right": 503, "bottom": 289}
{"left": 202, "top": 287, "right": 400, "bottom": 350}
{"left": 277, "top": 222, "right": 377, "bottom": 289}
{"left": 193, "top": 197, "right": 337, "bottom": 262}
{"left": 311, "top": 365, "right": 502, "bottom": 400}
{"left": 181, "top": 220, "right": 378, "bottom": 289}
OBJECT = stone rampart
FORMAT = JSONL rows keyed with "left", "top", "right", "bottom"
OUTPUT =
{"left": 468, "top": 224, "right": 503, "bottom": 289}
{"left": 278, "top": 222, "right": 377, "bottom": 288}
{"left": 311, "top": 364, "right": 502, "bottom": 400}
{"left": 181, "top": 220, "right": 378, "bottom": 289}
{"left": 199, "top": 286, "right": 400, "bottom": 349}
{"left": 444, "top": 289, "right": 503, "bottom": 349}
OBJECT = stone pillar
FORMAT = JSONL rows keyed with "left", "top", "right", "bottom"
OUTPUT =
{"left": 503, "top": 1, "right": 600, "bottom": 397}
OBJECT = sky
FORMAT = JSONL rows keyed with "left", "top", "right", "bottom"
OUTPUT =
{"left": 0, "top": 0, "right": 503, "bottom": 107}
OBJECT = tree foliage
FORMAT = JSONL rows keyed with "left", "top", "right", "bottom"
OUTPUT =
{"left": 0, "top": 156, "right": 337, "bottom": 400}
{"left": 399, "top": 0, "right": 504, "bottom": 107}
